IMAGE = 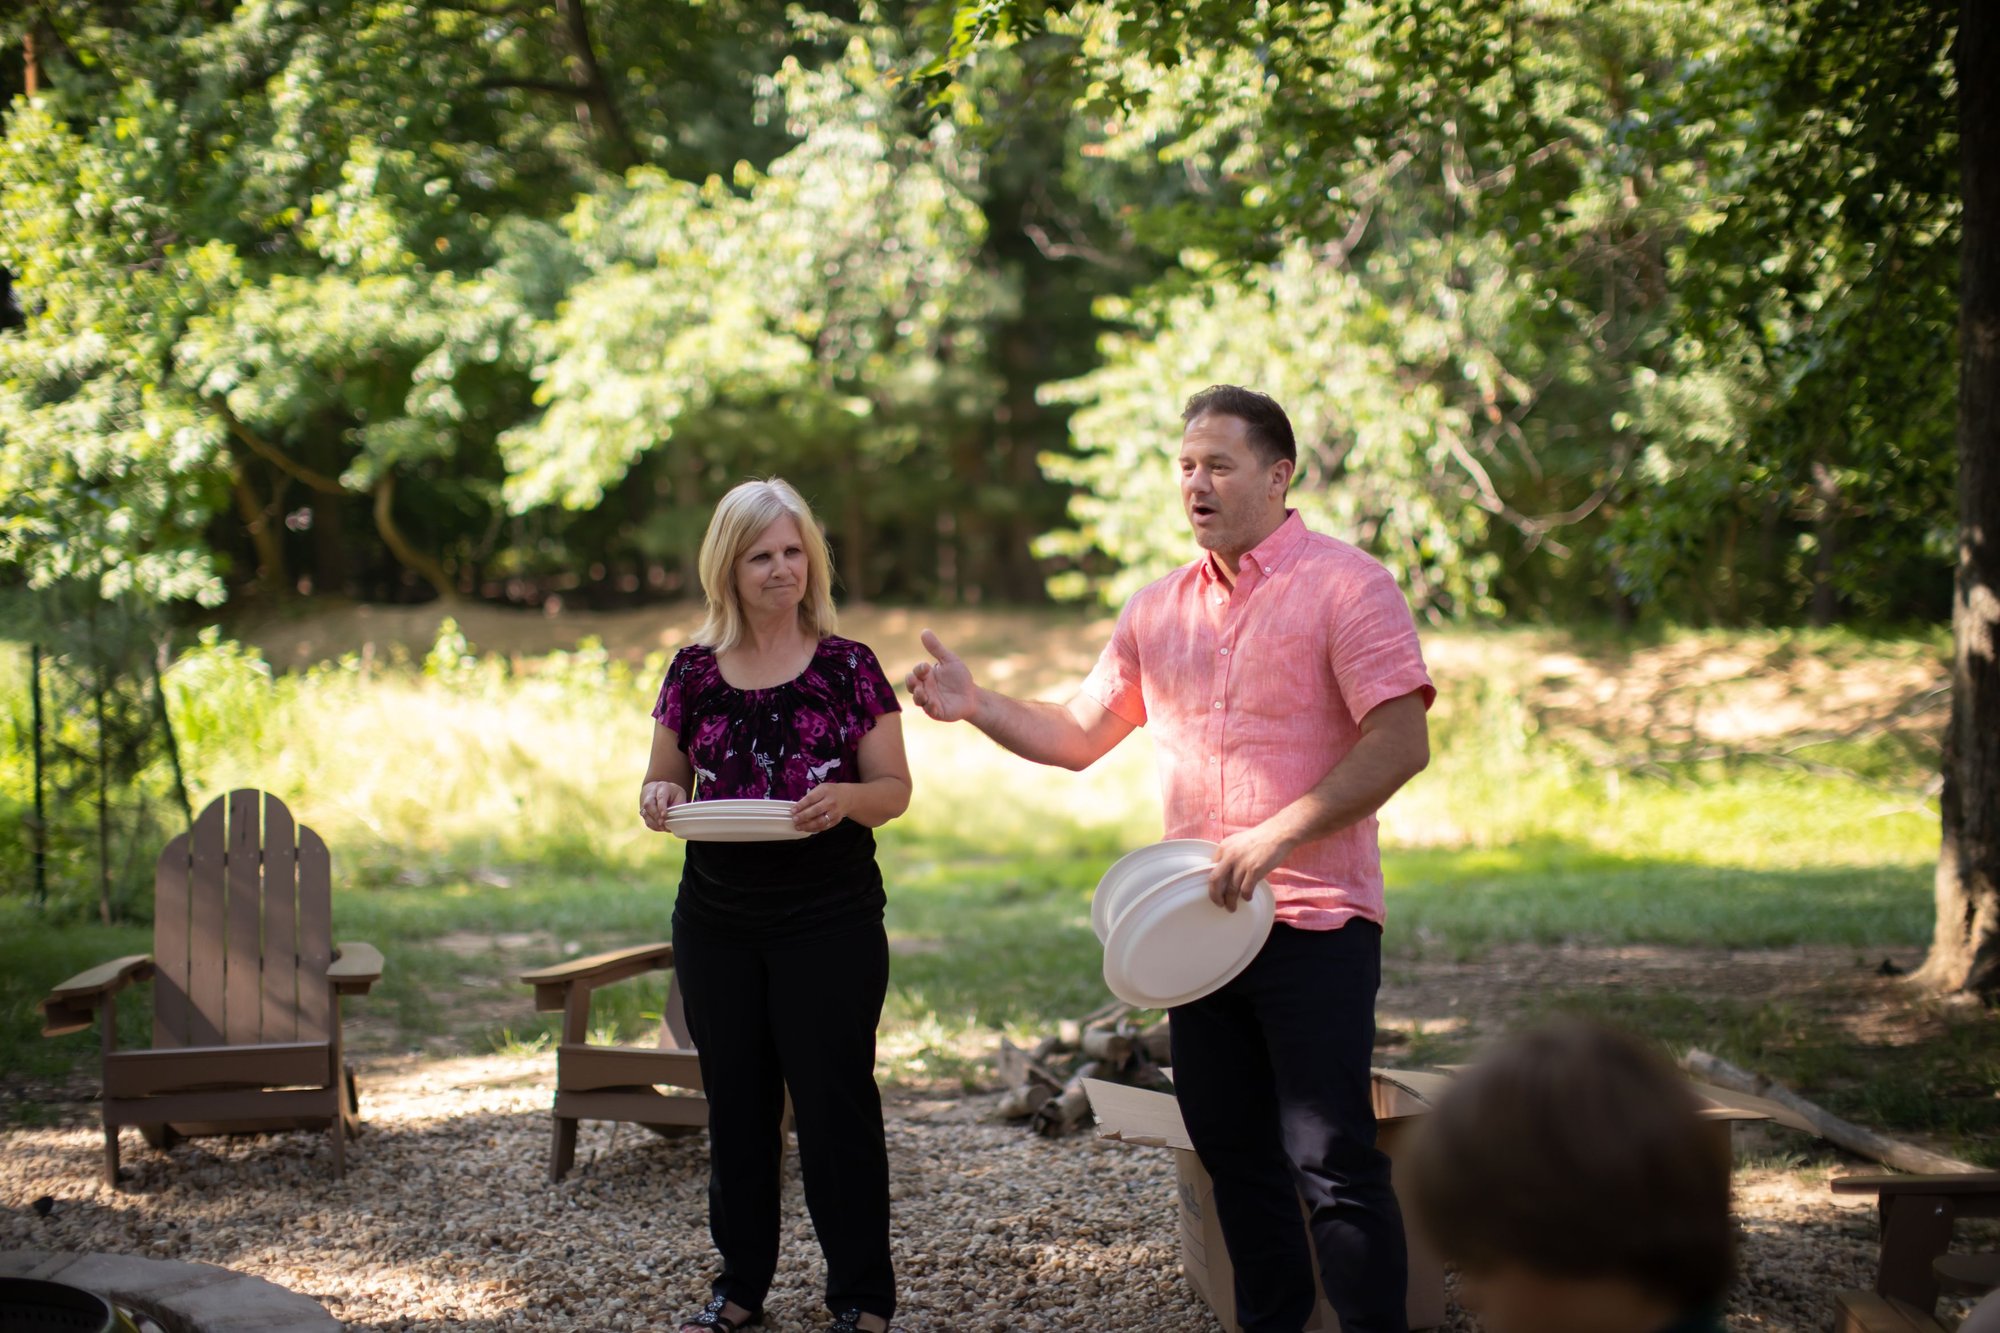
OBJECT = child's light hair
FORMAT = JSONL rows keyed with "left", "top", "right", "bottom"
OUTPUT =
{"left": 692, "top": 478, "right": 839, "bottom": 652}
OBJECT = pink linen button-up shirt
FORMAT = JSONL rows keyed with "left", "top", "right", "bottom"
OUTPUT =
{"left": 1080, "top": 510, "right": 1434, "bottom": 931}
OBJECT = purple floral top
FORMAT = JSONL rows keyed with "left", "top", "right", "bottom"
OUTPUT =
{"left": 652, "top": 636, "right": 901, "bottom": 801}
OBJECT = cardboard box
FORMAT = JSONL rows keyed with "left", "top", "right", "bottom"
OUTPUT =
{"left": 1085, "top": 1067, "right": 1770, "bottom": 1333}
{"left": 1084, "top": 1069, "right": 1452, "bottom": 1332}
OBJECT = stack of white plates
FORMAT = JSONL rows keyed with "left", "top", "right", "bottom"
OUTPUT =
{"left": 664, "top": 798, "right": 809, "bottom": 842}
{"left": 1090, "top": 839, "right": 1275, "bottom": 1008}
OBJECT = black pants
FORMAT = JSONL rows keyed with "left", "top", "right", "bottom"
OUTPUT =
{"left": 1170, "top": 921, "right": 1408, "bottom": 1333}
{"left": 672, "top": 911, "right": 895, "bottom": 1322}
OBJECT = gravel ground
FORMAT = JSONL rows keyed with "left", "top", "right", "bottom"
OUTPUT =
{"left": 0, "top": 1055, "right": 1891, "bottom": 1332}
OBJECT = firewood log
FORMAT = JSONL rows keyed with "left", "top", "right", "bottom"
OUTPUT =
{"left": 1031, "top": 1060, "right": 1104, "bottom": 1137}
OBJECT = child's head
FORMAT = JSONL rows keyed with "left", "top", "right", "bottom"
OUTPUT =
{"left": 1405, "top": 1018, "right": 1734, "bottom": 1333}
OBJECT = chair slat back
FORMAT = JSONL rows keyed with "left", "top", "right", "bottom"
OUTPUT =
{"left": 223, "top": 790, "right": 263, "bottom": 1044}
{"left": 260, "top": 796, "right": 300, "bottom": 1042}
{"left": 294, "top": 825, "right": 334, "bottom": 1043}
{"left": 151, "top": 832, "right": 193, "bottom": 1048}
{"left": 150, "top": 791, "right": 334, "bottom": 1049}
{"left": 184, "top": 797, "right": 228, "bottom": 1046}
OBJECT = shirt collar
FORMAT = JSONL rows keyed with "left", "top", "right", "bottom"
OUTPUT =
{"left": 1201, "top": 509, "right": 1306, "bottom": 585}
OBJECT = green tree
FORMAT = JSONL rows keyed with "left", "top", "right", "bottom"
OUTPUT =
{"left": 499, "top": 27, "right": 1010, "bottom": 599}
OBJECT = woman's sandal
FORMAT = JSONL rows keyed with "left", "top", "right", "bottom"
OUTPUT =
{"left": 825, "top": 1309, "right": 884, "bottom": 1333}
{"left": 678, "top": 1295, "right": 763, "bottom": 1333}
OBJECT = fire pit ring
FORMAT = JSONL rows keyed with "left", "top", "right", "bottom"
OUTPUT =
{"left": 0, "top": 1276, "right": 120, "bottom": 1333}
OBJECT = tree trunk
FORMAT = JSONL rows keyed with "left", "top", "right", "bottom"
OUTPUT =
{"left": 151, "top": 639, "right": 193, "bottom": 829}
{"left": 230, "top": 458, "right": 289, "bottom": 598}
{"left": 1916, "top": 0, "right": 2000, "bottom": 997}
{"left": 553, "top": 0, "right": 639, "bottom": 172}
{"left": 24, "top": 27, "right": 39, "bottom": 96}
{"left": 1810, "top": 455, "right": 1840, "bottom": 627}
{"left": 29, "top": 641, "right": 47, "bottom": 908}
{"left": 91, "top": 609, "right": 112, "bottom": 926}
{"left": 371, "top": 472, "right": 457, "bottom": 604}
{"left": 310, "top": 492, "right": 350, "bottom": 597}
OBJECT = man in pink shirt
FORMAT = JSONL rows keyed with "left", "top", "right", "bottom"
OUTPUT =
{"left": 908, "top": 385, "right": 1433, "bottom": 1333}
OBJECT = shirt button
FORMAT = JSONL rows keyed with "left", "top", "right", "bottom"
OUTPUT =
{"left": 1208, "top": 810, "right": 1218, "bottom": 819}
{"left": 1212, "top": 700, "right": 1222, "bottom": 709}
{"left": 1209, "top": 756, "right": 1219, "bottom": 765}
{"left": 1219, "top": 647, "right": 1231, "bottom": 656}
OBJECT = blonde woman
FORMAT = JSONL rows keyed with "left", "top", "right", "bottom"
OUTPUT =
{"left": 641, "top": 479, "right": 909, "bottom": 1333}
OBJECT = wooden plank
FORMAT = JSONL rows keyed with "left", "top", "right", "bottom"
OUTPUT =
{"left": 1686, "top": 1049, "right": 1979, "bottom": 1174}
{"left": 1877, "top": 1191, "right": 1957, "bottom": 1311}
{"left": 1833, "top": 1288, "right": 1948, "bottom": 1333}
{"left": 1835, "top": 1172, "right": 2000, "bottom": 1196}
{"left": 225, "top": 789, "right": 263, "bottom": 1045}
{"left": 105, "top": 1041, "right": 332, "bottom": 1098}
{"left": 47, "top": 954, "right": 155, "bottom": 1000}
{"left": 552, "top": 1087, "right": 709, "bottom": 1126}
{"left": 520, "top": 942, "right": 674, "bottom": 986}
{"left": 153, "top": 832, "right": 193, "bottom": 1048}
{"left": 295, "top": 825, "right": 333, "bottom": 1043}
{"left": 159, "top": 1117, "right": 327, "bottom": 1137}
{"left": 104, "top": 1086, "right": 339, "bottom": 1128}
{"left": 40, "top": 997, "right": 100, "bottom": 1038}
{"left": 558, "top": 1043, "right": 703, "bottom": 1093}
{"left": 186, "top": 797, "right": 228, "bottom": 1047}
{"left": 260, "top": 795, "right": 299, "bottom": 1042}
{"left": 327, "top": 941, "right": 383, "bottom": 993}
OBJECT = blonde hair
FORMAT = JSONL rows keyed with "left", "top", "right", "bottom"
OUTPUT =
{"left": 693, "top": 478, "right": 839, "bottom": 652}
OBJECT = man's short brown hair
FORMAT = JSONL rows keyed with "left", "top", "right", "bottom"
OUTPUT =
{"left": 1182, "top": 384, "right": 1297, "bottom": 468}
{"left": 1405, "top": 1019, "right": 1734, "bottom": 1310}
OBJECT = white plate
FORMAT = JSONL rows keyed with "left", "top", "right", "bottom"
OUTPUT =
{"left": 669, "top": 807, "right": 795, "bottom": 819}
{"left": 681, "top": 799, "right": 797, "bottom": 812}
{"left": 1090, "top": 839, "right": 1222, "bottom": 944}
{"left": 665, "top": 805, "right": 809, "bottom": 841}
{"left": 1102, "top": 870, "right": 1275, "bottom": 1008}
{"left": 667, "top": 821, "right": 810, "bottom": 842}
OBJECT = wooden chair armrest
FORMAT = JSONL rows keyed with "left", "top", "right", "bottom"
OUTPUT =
{"left": 41, "top": 955, "right": 154, "bottom": 1036}
{"left": 520, "top": 943, "right": 675, "bottom": 1012}
{"left": 1833, "top": 1171, "right": 2000, "bottom": 1196}
{"left": 328, "top": 941, "right": 384, "bottom": 995}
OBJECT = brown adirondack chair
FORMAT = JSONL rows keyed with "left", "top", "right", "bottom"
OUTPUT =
{"left": 1830, "top": 1171, "right": 2000, "bottom": 1332}
{"left": 520, "top": 943, "right": 710, "bottom": 1181}
{"left": 39, "top": 790, "right": 382, "bottom": 1185}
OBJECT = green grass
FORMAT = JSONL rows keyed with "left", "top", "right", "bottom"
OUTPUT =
{"left": 1522, "top": 988, "right": 2000, "bottom": 1168}
{"left": 1388, "top": 843, "right": 1931, "bottom": 957}
{"left": 4, "top": 618, "right": 1990, "bottom": 1161}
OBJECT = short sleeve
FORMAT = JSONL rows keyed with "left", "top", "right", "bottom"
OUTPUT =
{"left": 652, "top": 647, "right": 693, "bottom": 742}
{"left": 1079, "top": 601, "right": 1148, "bottom": 727}
{"left": 1329, "top": 562, "right": 1436, "bottom": 725}
{"left": 848, "top": 641, "right": 902, "bottom": 725}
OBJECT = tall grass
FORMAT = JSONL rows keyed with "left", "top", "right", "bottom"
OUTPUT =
{"left": 2, "top": 617, "right": 1953, "bottom": 1106}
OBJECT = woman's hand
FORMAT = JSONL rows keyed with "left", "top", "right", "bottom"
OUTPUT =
{"left": 641, "top": 780, "right": 688, "bottom": 831}
{"left": 792, "top": 782, "right": 854, "bottom": 833}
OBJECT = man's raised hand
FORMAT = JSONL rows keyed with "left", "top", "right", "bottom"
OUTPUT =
{"left": 905, "top": 629, "right": 978, "bottom": 723}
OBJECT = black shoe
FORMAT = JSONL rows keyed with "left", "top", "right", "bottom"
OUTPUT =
{"left": 679, "top": 1295, "right": 763, "bottom": 1333}
{"left": 826, "top": 1310, "right": 882, "bottom": 1333}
